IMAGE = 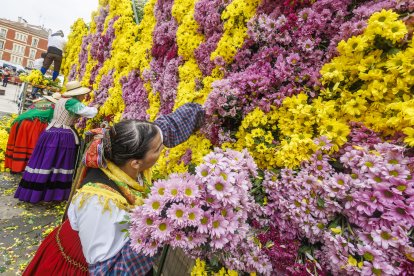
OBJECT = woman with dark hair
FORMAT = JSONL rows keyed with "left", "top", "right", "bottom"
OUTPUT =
{"left": 23, "top": 103, "right": 205, "bottom": 275}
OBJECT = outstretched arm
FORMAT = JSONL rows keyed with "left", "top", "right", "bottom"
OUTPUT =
{"left": 154, "top": 103, "right": 205, "bottom": 148}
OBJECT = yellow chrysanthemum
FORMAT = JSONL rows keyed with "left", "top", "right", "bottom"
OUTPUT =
{"left": 403, "top": 127, "right": 414, "bottom": 146}
{"left": 368, "top": 9, "right": 399, "bottom": 26}
{"left": 342, "top": 97, "right": 367, "bottom": 117}
{"left": 337, "top": 36, "right": 369, "bottom": 56}
{"left": 386, "top": 51, "right": 409, "bottom": 73}
{"left": 380, "top": 21, "right": 408, "bottom": 43}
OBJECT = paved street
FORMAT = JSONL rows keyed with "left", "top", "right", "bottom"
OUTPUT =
{"left": 0, "top": 173, "right": 64, "bottom": 275}
{"left": 0, "top": 84, "right": 20, "bottom": 115}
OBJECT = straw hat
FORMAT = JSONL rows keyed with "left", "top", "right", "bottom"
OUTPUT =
{"left": 62, "top": 81, "right": 91, "bottom": 97}
{"left": 32, "top": 92, "right": 61, "bottom": 104}
{"left": 44, "top": 92, "right": 62, "bottom": 104}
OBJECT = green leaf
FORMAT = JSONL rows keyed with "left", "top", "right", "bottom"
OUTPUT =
{"left": 317, "top": 197, "right": 325, "bottom": 208}
{"left": 119, "top": 220, "right": 128, "bottom": 225}
{"left": 299, "top": 245, "right": 312, "bottom": 254}
{"left": 388, "top": 47, "right": 400, "bottom": 55}
{"left": 265, "top": 241, "right": 274, "bottom": 248}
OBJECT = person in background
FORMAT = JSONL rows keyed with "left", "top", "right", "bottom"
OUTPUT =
{"left": 41, "top": 30, "right": 65, "bottom": 81}
{"left": 23, "top": 103, "right": 205, "bottom": 276}
{"left": 31, "top": 52, "right": 48, "bottom": 99}
{"left": 2, "top": 68, "right": 10, "bottom": 87}
{"left": 14, "top": 81, "right": 98, "bottom": 203}
{"left": 5, "top": 93, "right": 61, "bottom": 173}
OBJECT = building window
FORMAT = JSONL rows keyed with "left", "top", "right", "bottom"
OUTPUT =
{"left": 29, "top": 48, "right": 36, "bottom": 59}
{"left": 31, "top": 38, "right": 39, "bottom": 47}
{"left": 12, "top": 43, "right": 25, "bottom": 55}
{"left": 0, "top": 28, "right": 6, "bottom": 39}
{"left": 11, "top": 55, "right": 23, "bottom": 65}
{"left": 28, "top": 60, "right": 34, "bottom": 68}
{"left": 15, "top": 32, "right": 28, "bottom": 42}
{"left": 0, "top": 40, "right": 4, "bottom": 49}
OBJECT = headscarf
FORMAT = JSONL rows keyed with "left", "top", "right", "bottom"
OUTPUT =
{"left": 72, "top": 127, "right": 150, "bottom": 206}
{"left": 82, "top": 128, "right": 111, "bottom": 168}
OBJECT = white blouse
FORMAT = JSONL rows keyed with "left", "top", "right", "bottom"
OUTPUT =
{"left": 75, "top": 105, "right": 98, "bottom": 118}
{"left": 67, "top": 196, "right": 130, "bottom": 264}
{"left": 47, "top": 35, "right": 66, "bottom": 51}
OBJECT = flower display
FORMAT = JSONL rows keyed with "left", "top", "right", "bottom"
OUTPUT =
{"left": 130, "top": 148, "right": 272, "bottom": 275}
{"left": 143, "top": 0, "right": 181, "bottom": 116}
{"left": 19, "top": 70, "right": 52, "bottom": 86}
{"left": 61, "top": 19, "right": 88, "bottom": 81}
{"left": 57, "top": 0, "right": 414, "bottom": 274}
{"left": 121, "top": 70, "right": 149, "bottom": 120}
{"left": 263, "top": 140, "right": 414, "bottom": 275}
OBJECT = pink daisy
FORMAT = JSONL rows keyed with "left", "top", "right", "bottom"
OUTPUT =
{"left": 170, "top": 230, "right": 187, "bottom": 248}
{"left": 197, "top": 211, "right": 211, "bottom": 234}
{"left": 210, "top": 214, "right": 229, "bottom": 238}
{"left": 203, "top": 152, "right": 225, "bottom": 168}
{"left": 210, "top": 234, "right": 230, "bottom": 250}
{"left": 139, "top": 239, "right": 160, "bottom": 257}
{"left": 383, "top": 200, "right": 414, "bottom": 224}
{"left": 166, "top": 180, "right": 183, "bottom": 199}
{"left": 353, "top": 191, "right": 380, "bottom": 216}
{"left": 207, "top": 177, "right": 234, "bottom": 200}
{"left": 371, "top": 227, "right": 399, "bottom": 249}
{"left": 185, "top": 232, "right": 207, "bottom": 249}
{"left": 167, "top": 203, "right": 187, "bottom": 227}
{"left": 385, "top": 164, "right": 411, "bottom": 180}
{"left": 181, "top": 179, "right": 200, "bottom": 201}
{"left": 143, "top": 195, "right": 165, "bottom": 215}
{"left": 186, "top": 206, "right": 203, "bottom": 227}
{"left": 135, "top": 213, "right": 157, "bottom": 235}
{"left": 151, "top": 180, "right": 167, "bottom": 197}
{"left": 196, "top": 163, "right": 211, "bottom": 179}
{"left": 373, "top": 183, "right": 403, "bottom": 207}
{"left": 152, "top": 219, "right": 173, "bottom": 242}
{"left": 359, "top": 155, "right": 382, "bottom": 175}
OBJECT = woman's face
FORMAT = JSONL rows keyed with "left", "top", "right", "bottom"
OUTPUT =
{"left": 139, "top": 131, "right": 164, "bottom": 172}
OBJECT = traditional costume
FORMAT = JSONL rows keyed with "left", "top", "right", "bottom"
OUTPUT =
{"left": 23, "top": 103, "right": 204, "bottom": 275}
{"left": 5, "top": 94, "right": 60, "bottom": 173}
{"left": 15, "top": 81, "right": 97, "bottom": 203}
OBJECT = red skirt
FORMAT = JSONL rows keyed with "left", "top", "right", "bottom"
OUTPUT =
{"left": 4, "top": 123, "right": 18, "bottom": 169}
{"left": 23, "top": 220, "right": 88, "bottom": 276}
{"left": 5, "top": 119, "right": 48, "bottom": 173}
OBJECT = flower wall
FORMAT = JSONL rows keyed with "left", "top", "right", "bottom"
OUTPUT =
{"left": 62, "top": 0, "right": 414, "bottom": 274}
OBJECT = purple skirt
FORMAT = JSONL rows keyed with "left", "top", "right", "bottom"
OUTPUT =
{"left": 14, "top": 128, "right": 77, "bottom": 203}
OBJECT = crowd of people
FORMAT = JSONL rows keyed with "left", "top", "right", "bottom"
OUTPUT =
{"left": 4, "top": 78, "right": 205, "bottom": 275}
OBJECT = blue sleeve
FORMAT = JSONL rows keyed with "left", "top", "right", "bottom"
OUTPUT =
{"left": 154, "top": 103, "right": 205, "bottom": 148}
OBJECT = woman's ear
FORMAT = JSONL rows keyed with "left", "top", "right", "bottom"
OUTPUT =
{"left": 130, "top": 159, "right": 143, "bottom": 170}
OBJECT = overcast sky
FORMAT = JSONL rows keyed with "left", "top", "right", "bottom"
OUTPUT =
{"left": 0, "top": 0, "right": 99, "bottom": 36}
